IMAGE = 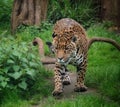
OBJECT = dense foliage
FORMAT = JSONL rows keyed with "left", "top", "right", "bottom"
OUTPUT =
{"left": 0, "top": 35, "right": 53, "bottom": 105}
{"left": 48, "top": 0, "right": 98, "bottom": 27}
{"left": 0, "top": 37, "right": 42, "bottom": 91}
{"left": 0, "top": 0, "right": 13, "bottom": 22}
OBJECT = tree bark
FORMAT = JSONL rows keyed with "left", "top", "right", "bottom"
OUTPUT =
{"left": 11, "top": 0, "right": 48, "bottom": 34}
{"left": 101, "top": 0, "right": 120, "bottom": 27}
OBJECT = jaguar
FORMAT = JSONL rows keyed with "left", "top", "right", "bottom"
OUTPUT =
{"left": 45, "top": 18, "right": 120, "bottom": 96}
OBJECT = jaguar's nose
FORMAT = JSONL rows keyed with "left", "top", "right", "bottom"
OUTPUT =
{"left": 58, "top": 57, "right": 63, "bottom": 61}
{"left": 57, "top": 57, "right": 64, "bottom": 63}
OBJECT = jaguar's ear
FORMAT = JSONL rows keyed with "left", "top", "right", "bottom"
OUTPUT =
{"left": 46, "top": 41, "right": 54, "bottom": 53}
{"left": 52, "top": 32, "right": 57, "bottom": 38}
{"left": 72, "top": 36, "right": 77, "bottom": 42}
{"left": 46, "top": 41, "right": 52, "bottom": 47}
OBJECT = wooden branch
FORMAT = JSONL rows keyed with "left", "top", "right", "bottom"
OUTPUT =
{"left": 33, "top": 37, "right": 45, "bottom": 57}
{"left": 41, "top": 57, "right": 56, "bottom": 64}
{"left": 33, "top": 37, "right": 56, "bottom": 64}
{"left": 88, "top": 37, "right": 120, "bottom": 51}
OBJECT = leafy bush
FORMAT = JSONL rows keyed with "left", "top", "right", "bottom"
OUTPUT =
{"left": 0, "top": 35, "right": 53, "bottom": 105}
{"left": 16, "top": 22, "right": 53, "bottom": 55}
{"left": 0, "top": 0, "right": 13, "bottom": 34}
{"left": 17, "top": 21, "right": 52, "bottom": 37}
{"left": 0, "top": 37, "right": 44, "bottom": 91}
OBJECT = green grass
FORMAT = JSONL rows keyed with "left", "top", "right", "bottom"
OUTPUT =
{"left": 0, "top": 89, "right": 30, "bottom": 107}
{"left": 1, "top": 100, "right": 30, "bottom": 107}
{"left": 0, "top": 23, "right": 120, "bottom": 107}
{"left": 38, "top": 94, "right": 119, "bottom": 107}
{"left": 86, "top": 24, "right": 120, "bottom": 102}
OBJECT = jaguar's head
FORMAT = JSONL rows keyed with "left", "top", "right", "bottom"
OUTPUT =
{"left": 47, "top": 33, "right": 77, "bottom": 65}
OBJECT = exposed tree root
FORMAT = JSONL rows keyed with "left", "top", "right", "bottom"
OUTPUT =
{"left": 33, "top": 37, "right": 120, "bottom": 65}
{"left": 33, "top": 37, "right": 56, "bottom": 64}
{"left": 88, "top": 37, "right": 120, "bottom": 51}
{"left": 41, "top": 57, "right": 56, "bottom": 64}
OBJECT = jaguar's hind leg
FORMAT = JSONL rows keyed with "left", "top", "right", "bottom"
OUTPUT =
{"left": 74, "top": 59, "right": 87, "bottom": 92}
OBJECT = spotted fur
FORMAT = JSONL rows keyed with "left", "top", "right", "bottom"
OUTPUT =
{"left": 50, "top": 18, "right": 88, "bottom": 96}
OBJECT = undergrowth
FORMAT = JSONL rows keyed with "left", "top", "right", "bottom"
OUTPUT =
{"left": 0, "top": 35, "right": 53, "bottom": 106}
{"left": 38, "top": 94, "right": 119, "bottom": 107}
{"left": 48, "top": 0, "right": 98, "bottom": 28}
{"left": 86, "top": 23, "right": 120, "bottom": 103}
{"left": 0, "top": 22, "right": 120, "bottom": 106}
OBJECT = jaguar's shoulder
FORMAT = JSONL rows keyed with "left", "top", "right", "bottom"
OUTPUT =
{"left": 53, "top": 18, "right": 86, "bottom": 36}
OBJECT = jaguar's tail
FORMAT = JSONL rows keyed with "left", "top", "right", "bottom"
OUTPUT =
{"left": 88, "top": 37, "right": 120, "bottom": 51}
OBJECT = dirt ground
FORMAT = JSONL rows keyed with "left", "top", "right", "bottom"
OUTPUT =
{"left": 44, "top": 62, "right": 97, "bottom": 98}
{"left": 32, "top": 61, "right": 100, "bottom": 107}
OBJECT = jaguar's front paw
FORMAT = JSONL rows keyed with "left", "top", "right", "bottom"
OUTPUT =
{"left": 74, "top": 85, "right": 87, "bottom": 92}
{"left": 52, "top": 89, "right": 63, "bottom": 96}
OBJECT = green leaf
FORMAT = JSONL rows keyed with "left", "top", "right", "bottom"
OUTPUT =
{"left": 29, "top": 62, "right": 37, "bottom": 67}
{"left": 8, "top": 72, "right": 22, "bottom": 80}
{"left": 0, "top": 75, "right": 4, "bottom": 81}
{"left": 21, "top": 58, "right": 28, "bottom": 63}
{"left": 1, "top": 81, "right": 7, "bottom": 88}
{"left": 30, "top": 54, "right": 35, "bottom": 59}
{"left": 18, "top": 80, "right": 27, "bottom": 90}
{"left": 26, "top": 69, "right": 36, "bottom": 80}
{"left": 22, "top": 63, "right": 28, "bottom": 68}
{"left": 13, "top": 65, "right": 20, "bottom": 72}
{"left": 12, "top": 51, "right": 20, "bottom": 57}
{"left": 7, "top": 59, "right": 14, "bottom": 64}
{"left": 3, "top": 67, "right": 10, "bottom": 73}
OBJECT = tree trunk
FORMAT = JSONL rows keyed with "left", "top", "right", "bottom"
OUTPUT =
{"left": 117, "top": 0, "right": 120, "bottom": 29}
{"left": 11, "top": 0, "right": 48, "bottom": 34}
{"left": 101, "top": 0, "right": 120, "bottom": 27}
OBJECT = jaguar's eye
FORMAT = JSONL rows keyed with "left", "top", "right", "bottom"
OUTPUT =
{"left": 55, "top": 47, "right": 58, "bottom": 50}
{"left": 65, "top": 47, "right": 69, "bottom": 50}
